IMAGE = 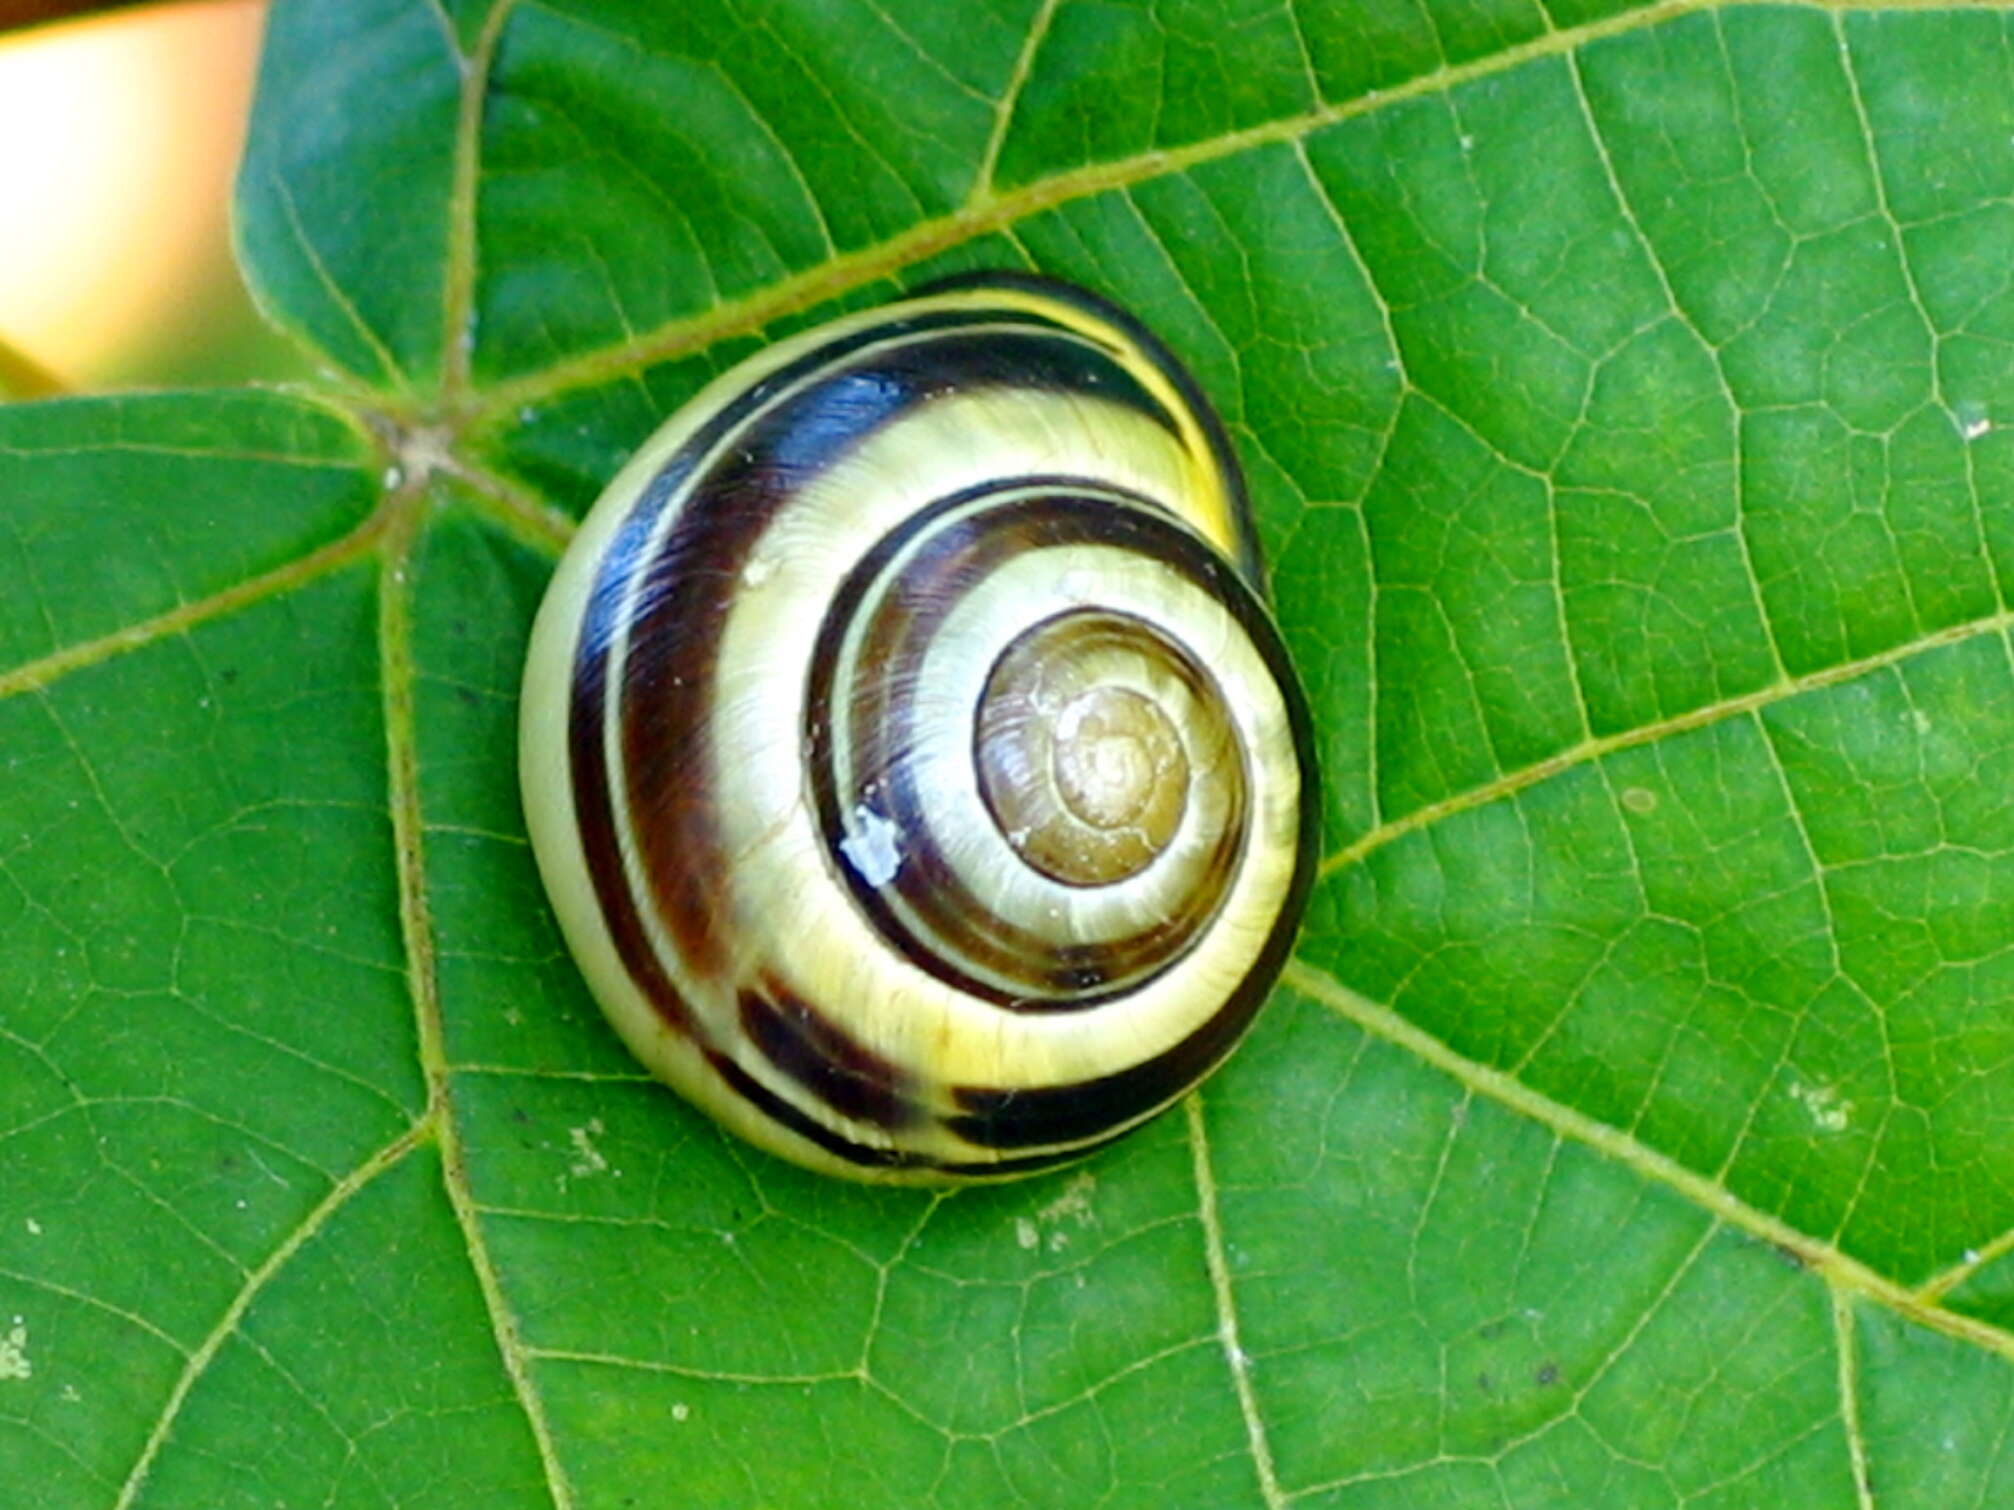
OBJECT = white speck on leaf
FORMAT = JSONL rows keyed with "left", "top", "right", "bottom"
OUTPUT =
{"left": 23, "top": 1218, "right": 39, "bottom": 1237}
{"left": 1013, "top": 1172, "right": 1099, "bottom": 1255}
{"left": 1037, "top": 1171, "right": 1097, "bottom": 1228}
{"left": 672, "top": 1402, "right": 691, "bottom": 1422}
{"left": 1789, "top": 1079, "right": 1852, "bottom": 1134}
{"left": 567, "top": 1119, "right": 609, "bottom": 1179}
{"left": 0, "top": 1321, "right": 29, "bottom": 1382}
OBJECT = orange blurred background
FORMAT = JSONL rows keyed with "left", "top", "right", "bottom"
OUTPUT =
{"left": 0, "top": 0, "right": 306, "bottom": 393}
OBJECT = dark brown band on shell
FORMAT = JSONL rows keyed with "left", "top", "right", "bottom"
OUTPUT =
{"left": 916, "top": 270, "right": 1265, "bottom": 588}
{"left": 737, "top": 977, "right": 923, "bottom": 1132}
{"left": 548, "top": 275, "right": 1310, "bottom": 1180}
{"left": 807, "top": 487, "right": 1278, "bottom": 1009}
{"left": 704, "top": 1045, "right": 1135, "bottom": 1176}
{"left": 952, "top": 747, "right": 1317, "bottom": 1153}
{"left": 569, "top": 318, "right": 1176, "bottom": 1030}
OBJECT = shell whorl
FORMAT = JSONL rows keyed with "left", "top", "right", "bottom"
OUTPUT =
{"left": 520, "top": 274, "right": 1316, "bottom": 1182}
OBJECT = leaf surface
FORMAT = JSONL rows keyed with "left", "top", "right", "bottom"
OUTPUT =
{"left": 6, "top": 2, "right": 2014, "bottom": 1505}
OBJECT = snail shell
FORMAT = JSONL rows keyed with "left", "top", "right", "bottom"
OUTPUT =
{"left": 519, "top": 273, "right": 1316, "bottom": 1183}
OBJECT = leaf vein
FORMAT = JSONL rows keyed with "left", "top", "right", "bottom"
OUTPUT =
{"left": 108, "top": 1124, "right": 428, "bottom": 1510}
{"left": 1320, "top": 604, "right": 2014, "bottom": 878}
{"left": 1284, "top": 957, "right": 2014, "bottom": 1363}
{"left": 477, "top": 0, "right": 1782, "bottom": 419}
{"left": 1184, "top": 1094, "right": 1286, "bottom": 1509}
{"left": 375, "top": 494, "right": 578, "bottom": 1510}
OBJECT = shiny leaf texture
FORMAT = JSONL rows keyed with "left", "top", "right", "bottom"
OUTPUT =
{"left": 6, "top": 1, "right": 2014, "bottom": 1505}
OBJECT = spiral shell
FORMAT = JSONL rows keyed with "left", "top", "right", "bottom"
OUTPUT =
{"left": 519, "top": 273, "right": 1316, "bottom": 1182}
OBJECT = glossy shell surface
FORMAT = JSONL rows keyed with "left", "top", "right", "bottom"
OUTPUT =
{"left": 519, "top": 274, "right": 1316, "bottom": 1182}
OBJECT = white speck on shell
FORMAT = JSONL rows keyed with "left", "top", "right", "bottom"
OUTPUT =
{"left": 840, "top": 807, "right": 903, "bottom": 886}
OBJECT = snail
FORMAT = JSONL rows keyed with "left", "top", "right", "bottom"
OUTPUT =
{"left": 518, "top": 272, "right": 1316, "bottom": 1183}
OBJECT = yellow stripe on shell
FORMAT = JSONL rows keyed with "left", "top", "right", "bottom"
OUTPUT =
{"left": 518, "top": 277, "right": 1294, "bottom": 1180}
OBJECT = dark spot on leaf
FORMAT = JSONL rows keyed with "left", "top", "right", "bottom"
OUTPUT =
{"left": 1536, "top": 1362, "right": 1559, "bottom": 1386}
{"left": 1476, "top": 1372, "right": 1493, "bottom": 1393}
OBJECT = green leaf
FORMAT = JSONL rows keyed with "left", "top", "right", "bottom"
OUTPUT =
{"left": 6, "top": 1, "right": 2014, "bottom": 1505}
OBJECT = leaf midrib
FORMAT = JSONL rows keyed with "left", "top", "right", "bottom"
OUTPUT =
{"left": 373, "top": 474, "right": 580, "bottom": 1507}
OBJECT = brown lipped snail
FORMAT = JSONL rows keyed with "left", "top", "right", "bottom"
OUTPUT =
{"left": 519, "top": 273, "right": 1316, "bottom": 1183}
